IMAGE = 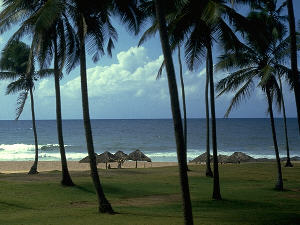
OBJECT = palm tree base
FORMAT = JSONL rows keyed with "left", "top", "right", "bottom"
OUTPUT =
{"left": 284, "top": 160, "right": 293, "bottom": 167}
{"left": 28, "top": 166, "right": 38, "bottom": 175}
{"left": 61, "top": 177, "right": 75, "bottom": 186}
{"left": 212, "top": 195, "right": 222, "bottom": 200}
{"left": 99, "top": 202, "right": 114, "bottom": 214}
{"left": 274, "top": 181, "right": 283, "bottom": 191}
{"left": 206, "top": 169, "right": 213, "bottom": 178}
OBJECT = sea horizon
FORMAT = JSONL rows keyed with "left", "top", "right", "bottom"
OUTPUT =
{"left": 0, "top": 118, "right": 299, "bottom": 162}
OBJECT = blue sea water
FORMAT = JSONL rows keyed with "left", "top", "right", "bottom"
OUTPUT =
{"left": 0, "top": 119, "right": 299, "bottom": 162}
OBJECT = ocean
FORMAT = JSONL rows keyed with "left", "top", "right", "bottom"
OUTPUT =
{"left": 0, "top": 119, "right": 299, "bottom": 162}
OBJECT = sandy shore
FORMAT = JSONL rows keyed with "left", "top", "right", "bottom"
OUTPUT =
{"left": 0, "top": 161, "right": 179, "bottom": 174}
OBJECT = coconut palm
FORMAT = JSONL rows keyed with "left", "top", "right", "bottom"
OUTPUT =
{"left": 0, "top": 40, "right": 53, "bottom": 174}
{"left": 164, "top": 0, "right": 246, "bottom": 200}
{"left": 63, "top": 0, "right": 142, "bottom": 213}
{"left": 0, "top": 0, "right": 75, "bottom": 185}
{"left": 154, "top": 1, "right": 194, "bottom": 224}
{"left": 286, "top": 0, "right": 300, "bottom": 134}
{"left": 215, "top": 8, "right": 293, "bottom": 190}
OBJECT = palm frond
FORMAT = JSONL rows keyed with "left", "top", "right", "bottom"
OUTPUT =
{"left": 138, "top": 23, "right": 158, "bottom": 47}
{"left": 216, "top": 68, "right": 257, "bottom": 97}
{"left": 6, "top": 78, "right": 28, "bottom": 95}
{"left": 224, "top": 79, "right": 255, "bottom": 118}
{"left": 36, "top": 69, "right": 55, "bottom": 78}
{"left": 156, "top": 60, "right": 165, "bottom": 80}
{"left": 0, "top": 71, "right": 18, "bottom": 80}
{"left": 15, "top": 91, "right": 28, "bottom": 120}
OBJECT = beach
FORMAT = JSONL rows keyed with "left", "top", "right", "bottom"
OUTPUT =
{"left": 0, "top": 161, "right": 179, "bottom": 173}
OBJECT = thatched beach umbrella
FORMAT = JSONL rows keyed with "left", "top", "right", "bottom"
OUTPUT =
{"left": 114, "top": 151, "right": 128, "bottom": 169}
{"left": 190, "top": 152, "right": 212, "bottom": 163}
{"left": 97, "top": 151, "right": 116, "bottom": 169}
{"left": 128, "top": 149, "right": 151, "bottom": 168}
{"left": 79, "top": 153, "right": 98, "bottom": 163}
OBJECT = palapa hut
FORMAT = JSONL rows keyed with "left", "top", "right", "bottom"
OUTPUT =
{"left": 97, "top": 151, "right": 116, "bottom": 169}
{"left": 114, "top": 151, "right": 128, "bottom": 168}
{"left": 79, "top": 153, "right": 98, "bottom": 163}
{"left": 128, "top": 149, "right": 151, "bottom": 168}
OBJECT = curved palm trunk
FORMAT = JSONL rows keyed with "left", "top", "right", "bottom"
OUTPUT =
{"left": 154, "top": 1, "right": 193, "bottom": 224}
{"left": 53, "top": 37, "right": 75, "bottom": 186}
{"left": 78, "top": 14, "right": 113, "bottom": 214}
{"left": 178, "top": 47, "right": 190, "bottom": 172}
{"left": 278, "top": 77, "right": 293, "bottom": 167}
{"left": 205, "top": 56, "right": 213, "bottom": 178}
{"left": 207, "top": 44, "right": 221, "bottom": 200}
{"left": 287, "top": 0, "right": 300, "bottom": 134}
{"left": 266, "top": 88, "right": 283, "bottom": 191}
{"left": 28, "top": 86, "right": 39, "bottom": 174}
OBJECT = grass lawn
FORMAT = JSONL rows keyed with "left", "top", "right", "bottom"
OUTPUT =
{"left": 0, "top": 163, "right": 299, "bottom": 225}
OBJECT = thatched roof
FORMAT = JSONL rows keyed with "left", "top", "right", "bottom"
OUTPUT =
{"left": 114, "top": 151, "right": 128, "bottom": 160}
{"left": 128, "top": 149, "right": 151, "bottom": 162}
{"left": 79, "top": 153, "right": 98, "bottom": 163}
{"left": 96, "top": 151, "right": 116, "bottom": 163}
{"left": 189, "top": 152, "right": 212, "bottom": 163}
{"left": 226, "top": 152, "right": 255, "bottom": 163}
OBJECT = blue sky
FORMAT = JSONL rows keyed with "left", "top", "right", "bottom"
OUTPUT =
{"left": 0, "top": 1, "right": 299, "bottom": 120}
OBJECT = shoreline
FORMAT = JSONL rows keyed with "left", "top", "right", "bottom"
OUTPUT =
{"left": 0, "top": 160, "right": 298, "bottom": 174}
{"left": 0, "top": 161, "right": 179, "bottom": 174}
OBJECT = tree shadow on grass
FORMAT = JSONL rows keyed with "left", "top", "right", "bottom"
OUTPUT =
{"left": 0, "top": 201, "right": 34, "bottom": 210}
{"left": 73, "top": 185, "right": 96, "bottom": 195}
{"left": 192, "top": 198, "right": 276, "bottom": 210}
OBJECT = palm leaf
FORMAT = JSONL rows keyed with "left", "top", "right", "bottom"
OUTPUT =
{"left": 15, "top": 90, "right": 28, "bottom": 120}
{"left": 224, "top": 79, "right": 255, "bottom": 118}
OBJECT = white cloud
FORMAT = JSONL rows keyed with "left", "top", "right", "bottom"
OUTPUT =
{"left": 58, "top": 47, "right": 167, "bottom": 101}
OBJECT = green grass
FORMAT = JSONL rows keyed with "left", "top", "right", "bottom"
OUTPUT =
{"left": 0, "top": 163, "right": 300, "bottom": 225}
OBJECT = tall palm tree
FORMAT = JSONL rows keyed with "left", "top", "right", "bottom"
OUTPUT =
{"left": 277, "top": 74, "right": 293, "bottom": 167}
{"left": 33, "top": 4, "right": 77, "bottom": 186}
{"left": 0, "top": 0, "right": 75, "bottom": 185}
{"left": 0, "top": 40, "right": 52, "bottom": 174}
{"left": 286, "top": 0, "right": 300, "bottom": 134}
{"left": 164, "top": 0, "right": 247, "bottom": 200}
{"left": 64, "top": 0, "right": 142, "bottom": 213}
{"left": 205, "top": 57, "right": 213, "bottom": 177}
{"left": 154, "top": 1, "right": 194, "bottom": 224}
{"left": 215, "top": 9, "right": 292, "bottom": 190}
{"left": 177, "top": 46, "right": 189, "bottom": 172}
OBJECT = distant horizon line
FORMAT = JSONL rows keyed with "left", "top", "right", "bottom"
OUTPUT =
{"left": 0, "top": 117, "right": 297, "bottom": 121}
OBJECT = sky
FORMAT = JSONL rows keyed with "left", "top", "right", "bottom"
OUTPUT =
{"left": 0, "top": 1, "right": 299, "bottom": 120}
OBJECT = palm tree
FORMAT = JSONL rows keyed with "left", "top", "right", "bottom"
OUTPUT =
{"left": 64, "top": 0, "right": 142, "bottom": 213}
{"left": 154, "top": 1, "right": 194, "bottom": 224}
{"left": 286, "top": 0, "right": 300, "bottom": 134}
{"left": 177, "top": 46, "right": 189, "bottom": 172}
{"left": 277, "top": 74, "right": 293, "bottom": 167}
{"left": 32, "top": 4, "right": 77, "bottom": 186}
{"left": 0, "top": 40, "right": 52, "bottom": 174}
{"left": 205, "top": 58, "right": 213, "bottom": 177}
{"left": 0, "top": 0, "right": 75, "bottom": 185}
{"left": 215, "top": 9, "right": 291, "bottom": 190}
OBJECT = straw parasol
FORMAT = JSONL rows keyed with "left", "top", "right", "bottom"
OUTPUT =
{"left": 114, "top": 151, "right": 128, "bottom": 169}
{"left": 97, "top": 151, "right": 116, "bottom": 169}
{"left": 128, "top": 149, "right": 151, "bottom": 168}
{"left": 79, "top": 153, "right": 98, "bottom": 163}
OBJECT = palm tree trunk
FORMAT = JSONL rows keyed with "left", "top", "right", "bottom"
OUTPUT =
{"left": 205, "top": 55, "right": 213, "bottom": 178}
{"left": 78, "top": 14, "right": 113, "bottom": 214}
{"left": 266, "top": 87, "right": 283, "bottom": 191}
{"left": 278, "top": 77, "right": 293, "bottom": 167}
{"left": 53, "top": 37, "right": 75, "bottom": 186}
{"left": 207, "top": 43, "right": 221, "bottom": 200}
{"left": 28, "top": 86, "right": 39, "bottom": 174}
{"left": 154, "top": 1, "right": 193, "bottom": 224}
{"left": 178, "top": 46, "right": 190, "bottom": 172}
{"left": 287, "top": 0, "right": 300, "bottom": 134}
